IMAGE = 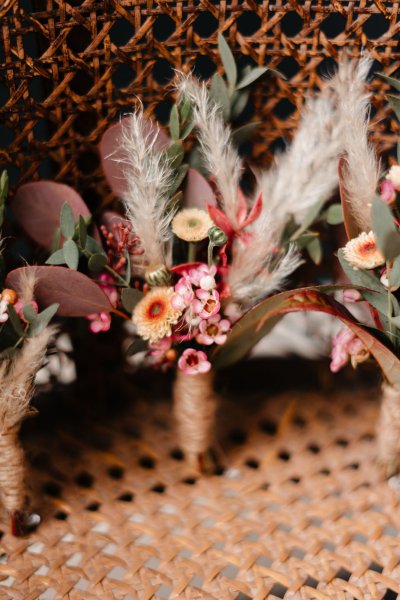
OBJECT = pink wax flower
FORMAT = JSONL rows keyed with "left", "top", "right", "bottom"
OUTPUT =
{"left": 86, "top": 312, "right": 111, "bottom": 333}
{"left": 0, "top": 299, "right": 9, "bottom": 323}
{"left": 98, "top": 273, "right": 118, "bottom": 307}
{"left": 171, "top": 276, "right": 194, "bottom": 311}
{"left": 178, "top": 348, "right": 211, "bottom": 375}
{"left": 196, "top": 315, "right": 231, "bottom": 345}
{"left": 188, "top": 264, "right": 217, "bottom": 290}
{"left": 149, "top": 336, "right": 172, "bottom": 357}
{"left": 14, "top": 299, "right": 39, "bottom": 323}
{"left": 342, "top": 289, "right": 361, "bottom": 303}
{"left": 193, "top": 289, "right": 221, "bottom": 319}
{"left": 380, "top": 178, "right": 396, "bottom": 205}
{"left": 330, "top": 327, "right": 369, "bottom": 373}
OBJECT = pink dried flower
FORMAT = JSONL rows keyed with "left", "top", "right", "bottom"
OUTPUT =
{"left": 98, "top": 273, "right": 118, "bottom": 307}
{"left": 100, "top": 221, "right": 143, "bottom": 271}
{"left": 196, "top": 315, "right": 231, "bottom": 346}
{"left": 178, "top": 348, "right": 211, "bottom": 375}
{"left": 86, "top": 312, "right": 111, "bottom": 333}
{"left": 149, "top": 336, "right": 172, "bottom": 357}
{"left": 342, "top": 289, "right": 361, "bottom": 303}
{"left": 330, "top": 327, "right": 369, "bottom": 373}
{"left": 387, "top": 165, "right": 400, "bottom": 191}
{"left": 193, "top": 289, "right": 221, "bottom": 319}
{"left": 380, "top": 178, "right": 396, "bottom": 205}
{"left": 14, "top": 300, "right": 39, "bottom": 323}
{"left": 187, "top": 264, "right": 217, "bottom": 289}
{"left": 171, "top": 276, "right": 194, "bottom": 311}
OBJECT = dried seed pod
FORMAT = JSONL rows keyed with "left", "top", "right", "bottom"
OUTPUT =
{"left": 145, "top": 264, "right": 170, "bottom": 287}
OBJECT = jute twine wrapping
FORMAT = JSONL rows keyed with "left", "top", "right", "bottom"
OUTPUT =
{"left": 0, "top": 425, "right": 25, "bottom": 513}
{"left": 377, "top": 382, "right": 400, "bottom": 475}
{"left": 173, "top": 369, "right": 217, "bottom": 469}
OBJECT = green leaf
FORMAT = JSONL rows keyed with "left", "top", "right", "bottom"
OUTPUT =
{"left": 63, "top": 239, "right": 79, "bottom": 270}
{"left": 121, "top": 288, "right": 143, "bottom": 313}
{"left": 391, "top": 255, "right": 400, "bottom": 289}
{"left": 85, "top": 235, "right": 104, "bottom": 255}
{"left": 165, "top": 141, "right": 184, "bottom": 169}
{"left": 236, "top": 66, "right": 269, "bottom": 90}
{"left": 371, "top": 198, "right": 400, "bottom": 260}
{"left": 180, "top": 120, "right": 194, "bottom": 140}
{"left": 88, "top": 253, "right": 107, "bottom": 273}
{"left": 230, "top": 89, "right": 250, "bottom": 119}
{"left": 126, "top": 337, "right": 148, "bottom": 356}
{"left": 169, "top": 104, "right": 180, "bottom": 140}
{"left": 22, "top": 304, "right": 37, "bottom": 322}
{"left": 28, "top": 303, "right": 59, "bottom": 337}
{"left": 60, "top": 202, "right": 75, "bottom": 239}
{"left": 232, "top": 122, "right": 259, "bottom": 146}
{"left": 0, "top": 170, "right": 9, "bottom": 202}
{"left": 388, "top": 94, "right": 400, "bottom": 121}
{"left": 378, "top": 73, "right": 400, "bottom": 93}
{"left": 209, "top": 73, "right": 230, "bottom": 120}
{"left": 170, "top": 164, "right": 188, "bottom": 196}
{"left": 7, "top": 305, "right": 24, "bottom": 338}
{"left": 46, "top": 248, "right": 66, "bottom": 266}
{"left": 326, "top": 203, "right": 344, "bottom": 225}
{"left": 218, "top": 33, "right": 237, "bottom": 91}
{"left": 124, "top": 248, "right": 131, "bottom": 284}
{"left": 291, "top": 197, "right": 326, "bottom": 240}
{"left": 306, "top": 237, "right": 322, "bottom": 265}
{"left": 78, "top": 215, "right": 87, "bottom": 249}
{"left": 179, "top": 96, "right": 192, "bottom": 123}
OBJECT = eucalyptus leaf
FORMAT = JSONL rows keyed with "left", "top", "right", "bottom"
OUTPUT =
{"left": 60, "top": 202, "right": 75, "bottom": 239}
{"left": 218, "top": 33, "right": 237, "bottom": 91}
{"left": 306, "top": 237, "right": 322, "bottom": 265}
{"left": 230, "top": 88, "right": 250, "bottom": 119}
{"left": 180, "top": 120, "right": 194, "bottom": 140}
{"left": 121, "top": 288, "right": 143, "bottom": 313}
{"left": 170, "top": 164, "right": 188, "bottom": 196}
{"left": 63, "top": 239, "right": 79, "bottom": 270}
{"left": 85, "top": 235, "right": 104, "bottom": 255}
{"left": 291, "top": 197, "right": 326, "bottom": 240}
{"left": 0, "top": 170, "right": 9, "bottom": 202}
{"left": 371, "top": 198, "right": 400, "bottom": 260}
{"left": 127, "top": 337, "right": 148, "bottom": 356}
{"left": 7, "top": 305, "right": 24, "bottom": 338}
{"left": 165, "top": 141, "right": 184, "bottom": 169}
{"left": 78, "top": 215, "right": 87, "bottom": 249}
{"left": 169, "top": 104, "right": 180, "bottom": 140}
{"left": 378, "top": 73, "right": 400, "bottom": 93}
{"left": 391, "top": 255, "right": 400, "bottom": 289}
{"left": 46, "top": 248, "right": 66, "bottom": 266}
{"left": 388, "top": 94, "right": 400, "bottom": 121}
{"left": 232, "top": 122, "right": 259, "bottom": 146}
{"left": 326, "top": 203, "right": 344, "bottom": 225}
{"left": 88, "top": 253, "right": 108, "bottom": 273}
{"left": 294, "top": 232, "right": 319, "bottom": 249}
{"left": 51, "top": 228, "right": 61, "bottom": 254}
{"left": 179, "top": 96, "right": 192, "bottom": 122}
{"left": 124, "top": 248, "right": 131, "bottom": 284}
{"left": 209, "top": 73, "right": 230, "bottom": 120}
{"left": 236, "top": 66, "right": 269, "bottom": 90}
{"left": 22, "top": 304, "right": 37, "bottom": 323}
{"left": 28, "top": 303, "right": 59, "bottom": 337}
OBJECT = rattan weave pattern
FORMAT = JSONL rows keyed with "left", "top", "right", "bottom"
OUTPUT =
{"left": 0, "top": 381, "right": 399, "bottom": 599}
{"left": 1, "top": 1, "right": 400, "bottom": 202}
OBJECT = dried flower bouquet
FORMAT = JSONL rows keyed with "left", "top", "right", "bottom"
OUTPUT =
{"left": 7, "top": 45, "right": 367, "bottom": 473}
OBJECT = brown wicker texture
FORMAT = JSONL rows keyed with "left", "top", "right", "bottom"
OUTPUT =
{"left": 1, "top": 0, "right": 400, "bottom": 204}
{"left": 0, "top": 380, "right": 398, "bottom": 599}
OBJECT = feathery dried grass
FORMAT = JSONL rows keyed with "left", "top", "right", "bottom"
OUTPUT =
{"left": 333, "top": 56, "right": 380, "bottom": 232}
{"left": 116, "top": 110, "right": 175, "bottom": 268}
{"left": 176, "top": 74, "right": 243, "bottom": 229}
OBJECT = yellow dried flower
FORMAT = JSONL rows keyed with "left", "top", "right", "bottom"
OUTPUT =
{"left": 132, "top": 287, "right": 182, "bottom": 343}
{"left": 172, "top": 209, "right": 214, "bottom": 242}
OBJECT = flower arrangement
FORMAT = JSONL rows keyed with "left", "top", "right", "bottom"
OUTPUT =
{"left": 6, "top": 48, "right": 373, "bottom": 479}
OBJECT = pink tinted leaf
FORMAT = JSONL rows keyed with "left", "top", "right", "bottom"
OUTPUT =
{"left": 339, "top": 157, "right": 361, "bottom": 240}
{"left": 12, "top": 182, "right": 90, "bottom": 250}
{"left": 236, "top": 188, "right": 248, "bottom": 224}
{"left": 183, "top": 168, "right": 216, "bottom": 209}
{"left": 208, "top": 205, "right": 234, "bottom": 237}
{"left": 6, "top": 266, "right": 113, "bottom": 317}
{"left": 212, "top": 286, "right": 400, "bottom": 391}
{"left": 241, "top": 192, "right": 263, "bottom": 229}
{"left": 170, "top": 262, "right": 203, "bottom": 275}
{"left": 99, "top": 116, "right": 170, "bottom": 198}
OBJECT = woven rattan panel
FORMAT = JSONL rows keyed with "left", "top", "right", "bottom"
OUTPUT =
{"left": 0, "top": 374, "right": 399, "bottom": 599}
{"left": 1, "top": 1, "right": 400, "bottom": 203}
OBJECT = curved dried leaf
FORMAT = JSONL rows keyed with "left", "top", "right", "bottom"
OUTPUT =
{"left": 6, "top": 266, "right": 112, "bottom": 317}
{"left": 12, "top": 181, "right": 90, "bottom": 250}
{"left": 99, "top": 117, "right": 170, "bottom": 198}
{"left": 183, "top": 168, "right": 216, "bottom": 209}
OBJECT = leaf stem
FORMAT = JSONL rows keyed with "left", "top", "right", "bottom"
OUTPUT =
{"left": 208, "top": 242, "right": 215, "bottom": 268}
{"left": 188, "top": 242, "right": 197, "bottom": 263}
{"left": 104, "top": 265, "right": 129, "bottom": 287}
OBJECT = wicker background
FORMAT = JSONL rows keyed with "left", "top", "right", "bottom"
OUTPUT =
{"left": 1, "top": 0, "right": 400, "bottom": 209}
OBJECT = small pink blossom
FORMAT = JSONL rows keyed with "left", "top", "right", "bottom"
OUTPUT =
{"left": 178, "top": 348, "right": 211, "bottom": 375}
{"left": 330, "top": 327, "right": 369, "bottom": 373}
{"left": 380, "top": 178, "right": 396, "bottom": 205}
{"left": 149, "top": 336, "right": 172, "bottom": 357}
{"left": 14, "top": 300, "right": 39, "bottom": 323}
{"left": 0, "top": 300, "right": 9, "bottom": 323}
{"left": 196, "top": 315, "right": 231, "bottom": 345}
{"left": 188, "top": 264, "right": 217, "bottom": 290}
{"left": 193, "top": 289, "right": 220, "bottom": 319}
{"left": 98, "top": 273, "right": 118, "bottom": 307}
{"left": 342, "top": 289, "right": 361, "bottom": 303}
{"left": 86, "top": 312, "right": 111, "bottom": 333}
{"left": 171, "top": 276, "right": 194, "bottom": 310}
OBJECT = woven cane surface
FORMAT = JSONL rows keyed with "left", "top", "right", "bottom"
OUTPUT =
{"left": 0, "top": 365, "right": 399, "bottom": 599}
{"left": 1, "top": 1, "right": 400, "bottom": 201}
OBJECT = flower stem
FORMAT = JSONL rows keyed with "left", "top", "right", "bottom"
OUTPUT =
{"left": 188, "top": 242, "right": 197, "bottom": 263}
{"left": 105, "top": 265, "right": 129, "bottom": 287}
{"left": 207, "top": 242, "right": 215, "bottom": 268}
{"left": 387, "top": 261, "right": 393, "bottom": 340}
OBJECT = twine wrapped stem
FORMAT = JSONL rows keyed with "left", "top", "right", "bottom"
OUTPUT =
{"left": 377, "top": 382, "right": 400, "bottom": 477}
{"left": 173, "top": 369, "right": 218, "bottom": 472}
{"left": 0, "top": 425, "right": 26, "bottom": 535}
